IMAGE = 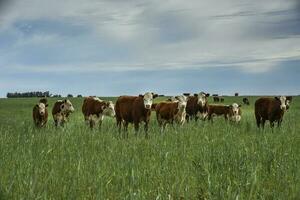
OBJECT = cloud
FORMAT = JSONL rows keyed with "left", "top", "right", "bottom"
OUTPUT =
{"left": 0, "top": 0, "right": 300, "bottom": 97}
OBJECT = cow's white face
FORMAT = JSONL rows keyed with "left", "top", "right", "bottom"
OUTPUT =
{"left": 278, "top": 96, "right": 287, "bottom": 110}
{"left": 38, "top": 103, "right": 46, "bottom": 115}
{"left": 197, "top": 92, "right": 208, "bottom": 107}
{"left": 231, "top": 103, "right": 240, "bottom": 115}
{"left": 178, "top": 101, "right": 187, "bottom": 112}
{"left": 103, "top": 101, "right": 115, "bottom": 117}
{"left": 61, "top": 99, "right": 75, "bottom": 113}
{"left": 143, "top": 92, "right": 153, "bottom": 109}
{"left": 175, "top": 95, "right": 187, "bottom": 111}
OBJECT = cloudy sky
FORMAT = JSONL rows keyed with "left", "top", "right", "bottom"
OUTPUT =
{"left": 0, "top": 0, "right": 299, "bottom": 97}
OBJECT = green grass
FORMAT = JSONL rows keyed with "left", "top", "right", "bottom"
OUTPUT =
{"left": 0, "top": 96, "right": 299, "bottom": 199}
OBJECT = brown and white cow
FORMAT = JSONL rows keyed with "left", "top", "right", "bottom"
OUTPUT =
{"left": 52, "top": 99, "right": 75, "bottom": 127}
{"left": 255, "top": 96, "right": 289, "bottom": 128}
{"left": 185, "top": 92, "right": 210, "bottom": 121}
{"left": 156, "top": 95, "right": 187, "bottom": 131}
{"left": 82, "top": 96, "right": 115, "bottom": 128}
{"left": 115, "top": 92, "right": 158, "bottom": 138}
{"left": 228, "top": 103, "right": 242, "bottom": 123}
{"left": 32, "top": 98, "right": 48, "bottom": 127}
{"left": 207, "top": 103, "right": 241, "bottom": 122}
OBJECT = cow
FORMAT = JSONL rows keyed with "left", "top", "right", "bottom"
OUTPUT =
{"left": 220, "top": 98, "right": 224, "bottom": 103}
{"left": 156, "top": 95, "right": 187, "bottom": 131}
{"left": 115, "top": 92, "right": 158, "bottom": 138}
{"left": 82, "top": 97, "right": 115, "bottom": 129}
{"left": 52, "top": 99, "right": 75, "bottom": 127}
{"left": 228, "top": 103, "right": 242, "bottom": 123}
{"left": 255, "top": 96, "right": 289, "bottom": 128}
{"left": 207, "top": 103, "right": 241, "bottom": 122}
{"left": 185, "top": 92, "right": 210, "bottom": 121}
{"left": 243, "top": 97, "right": 250, "bottom": 105}
{"left": 155, "top": 96, "right": 186, "bottom": 132}
{"left": 213, "top": 97, "right": 220, "bottom": 102}
{"left": 32, "top": 98, "right": 48, "bottom": 127}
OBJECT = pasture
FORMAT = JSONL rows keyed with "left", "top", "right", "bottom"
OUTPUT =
{"left": 0, "top": 96, "right": 299, "bottom": 199}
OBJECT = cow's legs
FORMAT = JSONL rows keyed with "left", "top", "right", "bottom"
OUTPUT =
{"left": 124, "top": 121, "right": 129, "bottom": 138}
{"left": 277, "top": 119, "right": 282, "bottom": 127}
{"left": 144, "top": 122, "right": 149, "bottom": 138}
{"left": 208, "top": 114, "right": 213, "bottom": 123}
{"left": 186, "top": 115, "right": 190, "bottom": 123}
{"left": 89, "top": 119, "right": 95, "bottom": 129}
{"left": 134, "top": 122, "right": 139, "bottom": 136}
{"left": 261, "top": 119, "right": 266, "bottom": 129}
{"left": 116, "top": 118, "right": 122, "bottom": 135}
{"left": 270, "top": 120, "right": 275, "bottom": 128}
{"left": 255, "top": 115, "right": 261, "bottom": 128}
{"left": 54, "top": 119, "right": 58, "bottom": 127}
{"left": 224, "top": 114, "right": 228, "bottom": 121}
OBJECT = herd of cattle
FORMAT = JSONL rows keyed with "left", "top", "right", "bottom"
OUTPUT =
{"left": 32, "top": 92, "right": 293, "bottom": 136}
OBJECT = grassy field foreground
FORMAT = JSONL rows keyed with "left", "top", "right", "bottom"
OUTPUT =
{"left": 0, "top": 96, "right": 299, "bottom": 199}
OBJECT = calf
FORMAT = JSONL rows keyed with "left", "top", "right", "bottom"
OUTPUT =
{"left": 228, "top": 103, "right": 242, "bottom": 123}
{"left": 32, "top": 98, "right": 48, "bottom": 127}
{"left": 255, "top": 96, "right": 289, "bottom": 128}
{"left": 115, "top": 92, "right": 158, "bottom": 137}
{"left": 207, "top": 103, "right": 241, "bottom": 122}
{"left": 185, "top": 92, "right": 210, "bottom": 121}
{"left": 82, "top": 97, "right": 115, "bottom": 129}
{"left": 156, "top": 95, "right": 187, "bottom": 129}
{"left": 52, "top": 99, "right": 75, "bottom": 127}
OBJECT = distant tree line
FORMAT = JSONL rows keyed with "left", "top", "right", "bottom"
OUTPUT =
{"left": 7, "top": 91, "right": 51, "bottom": 98}
{"left": 6, "top": 91, "right": 83, "bottom": 98}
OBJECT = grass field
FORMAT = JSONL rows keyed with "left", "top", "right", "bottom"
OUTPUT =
{"left": 0, "top": 96, "right": 299, "bottom": 199}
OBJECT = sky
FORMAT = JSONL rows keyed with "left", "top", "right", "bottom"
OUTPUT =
{"left": 0, "top": 0, "right": 299, "bottom": 97}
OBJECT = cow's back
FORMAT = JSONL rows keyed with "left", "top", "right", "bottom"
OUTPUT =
{"left": 156, "top": 102, "right": 178, "bottom": 119}
{"left": 52, "top": 101, "right": 63, "bottom": 116}
{"left": 186, "top": 96, "right": 198, "bottom": 115}
{"left": 132, "top": 96, "right": 150, "bottom": 122}
{"left": 82, "top": 97, "right": 97, "bottom": 116}
{"left": 115, "top": 96, "right": 136, "bottom": 122}
{"left": 255, "top": 97, "right": 282, "bottom": 120}
{"left": 255, "top": 98, "right": 272, "bottom": 119}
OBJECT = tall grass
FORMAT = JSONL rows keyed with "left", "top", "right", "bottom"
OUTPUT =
{"left": 0, "top": 96, "right": 299, "bottom": 199}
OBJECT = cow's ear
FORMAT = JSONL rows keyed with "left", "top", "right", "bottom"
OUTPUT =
{"left": 139, "top": 94, "right": 143, "bottom": 97}
{"left": 206, "top": 93, "right": 210, "bottom": 97}
{"left": 45, "top": 104, "right": 49, "bottom": 107}
{"left": 275, "top": 97, "right": 280, "bottom": 100}
{"left": 194, "top": 93, "right": 198, "bottom": 97}
{"left": 183, "top": 93, "right": 190, "bottom": 96}
{"left": 153, "top": 93, "right": 159, "bottom": 98}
